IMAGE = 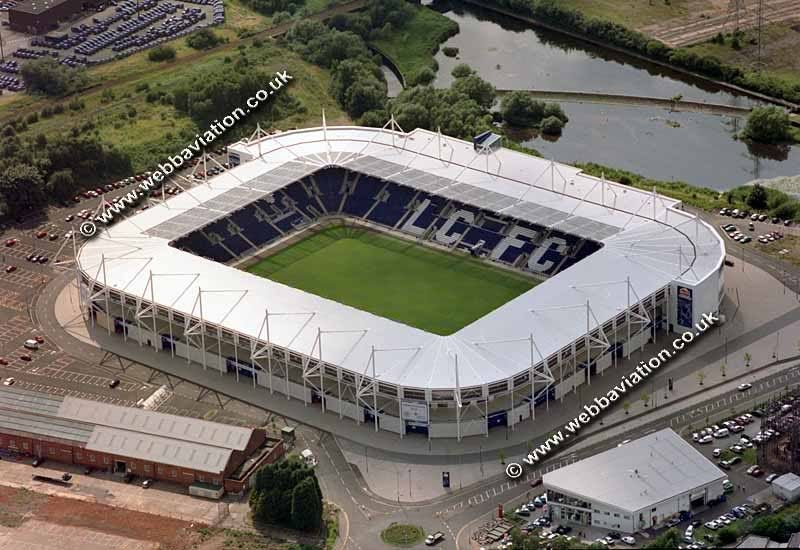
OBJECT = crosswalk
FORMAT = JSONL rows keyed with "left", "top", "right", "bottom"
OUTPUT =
{"left": 440, "top": 456, "right": 576, "bottom": 515}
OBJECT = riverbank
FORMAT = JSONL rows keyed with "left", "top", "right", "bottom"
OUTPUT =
{"left": 458, "top": 0, "right": 798, "bottom": 109}
{"left": 496, "top": 89, "right": 752, "bottom": 116}
{"left": 369, "top": 5, "right": 458, "bottom": 85}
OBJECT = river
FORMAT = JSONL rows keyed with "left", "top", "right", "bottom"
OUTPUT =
{"left": 425, "top": 0, "right": 800, "bottom": 191}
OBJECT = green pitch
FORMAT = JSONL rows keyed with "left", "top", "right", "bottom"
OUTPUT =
{"left": 246, "top": 226, "right": 537, "bottom": 335}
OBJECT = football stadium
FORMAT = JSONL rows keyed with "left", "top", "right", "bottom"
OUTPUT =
{"left": 76, "top": 124, "right": 726, "bottom": 440}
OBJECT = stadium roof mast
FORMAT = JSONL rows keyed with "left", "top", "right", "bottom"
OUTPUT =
{"left": 251, "top": 309, "right": 316, "bottom": 398}
{"left": 530, "top": 302, "right": 610, "bottom": 386}
{"left": 305, "top": 328, "right": 369, "bottom": 414}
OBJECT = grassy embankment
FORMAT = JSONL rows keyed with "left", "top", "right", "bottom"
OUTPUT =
{"left": 369, "top": 5, "right": 459, "bottom": 84}
{"left": 0, "top": 39, "right": 348, "bottom": 171}
{"left": 0, "top": 0, "right": 350, "bottom": 169}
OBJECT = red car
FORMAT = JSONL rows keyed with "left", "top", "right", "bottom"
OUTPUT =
{"left": 19, "top": 353, "right": 32, "bottom": 361}
{"left": 0, "top": 358, "right": 8, "bottom": 366}
{"left": 35, "top": 230, "right": 47, "bottom": 239}
{"left": 5, "top": 265, "right": 17, "bottom": 273}
{"left": 34, "top": 336, "right": 44, "bottom": 344}
{"left": 4, "top": 238, "right": 18, "bottom": 247}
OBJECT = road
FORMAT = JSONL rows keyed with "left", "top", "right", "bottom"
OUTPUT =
{"left": 304, "top": 363, "right": 800, "bottom": 549}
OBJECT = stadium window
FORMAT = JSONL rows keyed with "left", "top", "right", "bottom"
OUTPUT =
{"left": 461, "top": 387, "right": 482, "bottom": 400}
{"left": 488, "top": 381, "right": 508, "bottom": 395}
{"left": 324, "top": 365, "right": 338, "bottom": 378}
{"left": 432, "top": 390, "right": 452, "bottom": 401}
{"left": 342, "top": 373, "right": 355, "bottom": 384}
{"left": 378, "top": 383, "right": 397, "bottom": 396}
{"left": 513, "top": 373, "right": 529, "bottom": 387}
{"left": 49, "top": 447, "right": 56, "bottom": 455}
{"left": 173, "top": 314, "right": 185, "bottom": 324}
{"left": 110, "top": 291, "right": 121, "bottom": 301}
{"left": 404, "top": 389, "right": 425, "bottom": 401}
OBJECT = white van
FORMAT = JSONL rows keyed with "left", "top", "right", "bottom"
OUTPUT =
{"left": 713, "top": 428, "right": 729, "bottom": 438}
{"left": 300, "top": 448, "right": 317, "bottom": 467}
{"left": 684, "top": 525, "right": 694, "bottom": 542}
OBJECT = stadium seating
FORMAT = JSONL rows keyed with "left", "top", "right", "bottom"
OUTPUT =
{"left": 366, "top": 182, "right": 418, "bottom": 228}
{"left": 174, "top": 167, "right": 602, "bottom": 277}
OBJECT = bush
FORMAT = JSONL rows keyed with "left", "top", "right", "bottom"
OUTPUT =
{"left": 68, "top": 98, "right": 85, "bottom": 111}
{"left": 746, "top": 183, "right": 768, "bottom": 210}
{"left": 442, "top": 46, "right": 459, "bottom": 57}
{"left": 26, "top": 112, "right": 39, "bottom": 124}
{"left": 410, "top": 67, "right": 435, "bottom": 86}
{"left": 501, "top": 91, "right": 545, "bottom": 126}
{"left": 451, "top": 63, "right": 474, "bottom": 79}
{"left": 540, "top": 115, "right": 565, "bottom": 135}
{"left": 717, "top": 526, "right": 738, "bottom": 545}
{"left": 743, "top": 106, "right": 792, "bottom": 144}
{"left": 40, "top": 106, "right": 54, "bottom": 118}
{"left": 148, "top": 45, "right": 176, "bottom": 62}
{"left": 186, "top": 29, "right": 222, "bottom": 50}
{"left": 53, "top": 104, "right": 64, "bottom": 115}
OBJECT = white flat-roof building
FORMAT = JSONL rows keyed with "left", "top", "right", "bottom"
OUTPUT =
{"left": 772, "top": 473, "right": 800, "bottom": 503}
{"left": 543, "top": 429, "right": 725, "bottom": 533}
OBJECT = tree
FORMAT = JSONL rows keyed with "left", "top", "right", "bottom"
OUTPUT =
{"left": 501, "top": 91, "right": 546, "bottom": 126}
{"left": 744, "top": 352, "right": 752, "bottom": 368}
{"left": 499, "top": 450, "right": 505, "bottom": 464}
{"left": 743, "top": 106, "right": 792, "bottom": 144}
{"left": 543, "top": 102, "right": 569, "bottom": 124}
{"left": 46, "top": 169, "right": 75, "bottom": 202}
{"left": 451, "top": 74, "right": 496, "bottom": 110}
{"left": 0, "top": 164, "right": 45, "bottom": 218}
{"left": 410, "top": 67, "right": 435, "bottom": 86}
{"left": 291, "top": 477, "right": 323, "bottom": 531}
{"left": 623, "top": 401, "right": 631, "bottom": 415}
{"left": 21, "top": 58, "right": 87, "bottom": 96}
{"left": 641, "top": 393, "right": 650, "bottom": 407}
{"left": 721, "top": 363, "right": 727, "bottom": 377}
{"left": 746, "top": 184, "right": 768, "bottom": 210}
{"left": 698, "top": 372, "right": 705, "bottom": 386}
{"left": 540, "top": 115, "right": 565, "bottom": 135}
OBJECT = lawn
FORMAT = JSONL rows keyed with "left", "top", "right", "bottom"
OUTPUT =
{"left": 380, "top": 523, "right": 425, "bottom": 547}
{"left": 370, "top": 5, "right": 459, "bottom": 83}
{"left": 246, "top": 226, "right": 537, "bottom": 335}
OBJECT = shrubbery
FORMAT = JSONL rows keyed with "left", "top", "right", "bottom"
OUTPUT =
{"left": 186, "top": 28, "right": 223, "bottom": 50}
{"left": 148, "top": 45, "right": 176, "bottom": 62}
{"left": 21, "top": 58, "right": 87, "bottom": 97}
{"left": 500, "top": 90, "right": 569, "bottom": 133}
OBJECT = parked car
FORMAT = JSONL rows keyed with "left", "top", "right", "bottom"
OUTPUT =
{"left": 738, "top": 383, "right": 752, "bottom": 391}
{"left": 424, "top": 532, "right": 444, "bottom": 546}
{"left": 4, "top": 238, "right": 18, "bottom": 247}
{"left": 141, "top": 478, "right": 153, "bottom": 489}
{"left": 766, "top": 473, "right": 779, "bottom": 483}
{"left": 698, "top": 435, "right": 713, "bottom": 444}
{"left": 712, "top": 448, "right": 722, "bottom": 457}
{"left": 4, "top": 265, "right": 16, "bottom": 273}
{"left": 2, "top": 377, "right": 14, "bottom": 386}
{"left": 108, "top": 378, "right": 120, "bottom": 388}
{"left": 32, "top": 457, "right": 43, "bottom": 467}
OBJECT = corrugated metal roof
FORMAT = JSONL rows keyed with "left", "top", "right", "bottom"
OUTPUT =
{"left": 0, "top": 386, "right": 64, "bottom": 416}
{"left": 0, "top": 407, "right": 94, "bottom": 444}
{"left": 85, "top": 425, "right": 232, "bottom": 474}
{"left": 58, "top": 397, "right": 252, "bottom": 451}
{"left": 543, "top": 429, "right": 726, "bottom": 513}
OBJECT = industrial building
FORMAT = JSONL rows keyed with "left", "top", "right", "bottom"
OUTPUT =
{"left": 0, "top": 386, "right": 283, "bottom": 494}
{"left": 543, "top": 429, "right": 726, "bottom": 533}
{"left": 9, "top": 0, "right": 102, "bottom": 34}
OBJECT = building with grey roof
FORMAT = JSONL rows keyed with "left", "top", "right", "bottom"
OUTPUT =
{"left": 543, "top": 428, "right": 725, "bottom": 534}
{"left": 0, "top": 387, "right": 283, "bottom": 493}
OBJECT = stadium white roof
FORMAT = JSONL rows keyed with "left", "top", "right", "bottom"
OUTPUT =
{"left": 77, "top": 126, "right": 725, "bottom": 390}
{"left": 543, "top": 428, "right": 726, "bottom": 512}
